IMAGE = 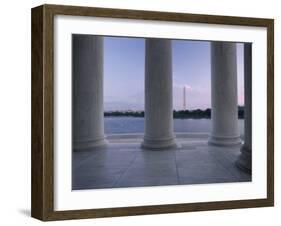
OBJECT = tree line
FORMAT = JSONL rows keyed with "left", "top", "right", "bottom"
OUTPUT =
{"left": 104, "top": 106, "right": 245, "bottom": 119}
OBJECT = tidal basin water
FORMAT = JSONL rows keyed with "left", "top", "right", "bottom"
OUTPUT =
{"left": 104, "top": 117, "right": 244, "bottom": 135}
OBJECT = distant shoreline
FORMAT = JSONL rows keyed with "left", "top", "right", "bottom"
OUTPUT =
{"left": 104, "top": 107, "right": 245, "bottom": 119}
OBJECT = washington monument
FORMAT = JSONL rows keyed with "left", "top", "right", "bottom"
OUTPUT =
{"left": 183, "top": 86, "right": 187, "bottom": 110}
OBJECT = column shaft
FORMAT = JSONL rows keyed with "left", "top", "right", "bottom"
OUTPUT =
{"left": 72, "top": 35, "right": 107, "bottom": 150}
{"left": 236, "top": 43, "right": 252, "bottom": 172}
{"left": 208, "top": 42, "right": 241, "bottom": 146}
{"left": 141, "top": 38, "right": 177, "bottom": 149}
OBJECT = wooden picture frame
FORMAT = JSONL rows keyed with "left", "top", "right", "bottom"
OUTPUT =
{"left": 31, "top": 4, "right": 274, "bottom": 221}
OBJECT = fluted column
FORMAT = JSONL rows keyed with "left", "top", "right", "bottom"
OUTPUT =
{"left": 208, "top": 42, "right": 242, "bottom": 146}
{"left": 236, "top": 43, "right": 252, "bottom": 172}
{"left": 72, "top": 35, "right": 107, "bottom": 150}
{"left": 141, "top": 38, "right": 177, "bottom": 149}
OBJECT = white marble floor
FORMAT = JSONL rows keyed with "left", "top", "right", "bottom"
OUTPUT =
{"left": 72, "top": 134, "right": 251, "bottom": 190}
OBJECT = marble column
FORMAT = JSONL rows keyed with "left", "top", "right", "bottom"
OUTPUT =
{"left": 72, "top": 35, "right": 107, "bottom": 150}
{"left": 208, "top": 42, "right": 242, "bottom": 146}
{"left": 236, "top": 43, "right": 252, "bottom": 172}
{"left": 141, "top": 38, "right": 177, "bottom": 149}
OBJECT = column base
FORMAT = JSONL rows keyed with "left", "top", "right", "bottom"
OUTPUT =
{"left": 236, "top": 145, "right": 252, "bottom": 173}
{"left": 73, "top": 136, "right": 108, "bottom": 151}
{"left": 141, "top": 136, "right": 180, "bottom": 150}
{"left": 208, "top": 134, "right": 242, "bottom": 146}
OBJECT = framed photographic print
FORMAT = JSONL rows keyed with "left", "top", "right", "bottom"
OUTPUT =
{"left": 31, "top": 4, "right": 274, "bottom": 221}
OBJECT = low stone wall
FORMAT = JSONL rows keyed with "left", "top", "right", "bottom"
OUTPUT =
{"left": 106, "top": 132, "right": 210, "bottom": 140}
